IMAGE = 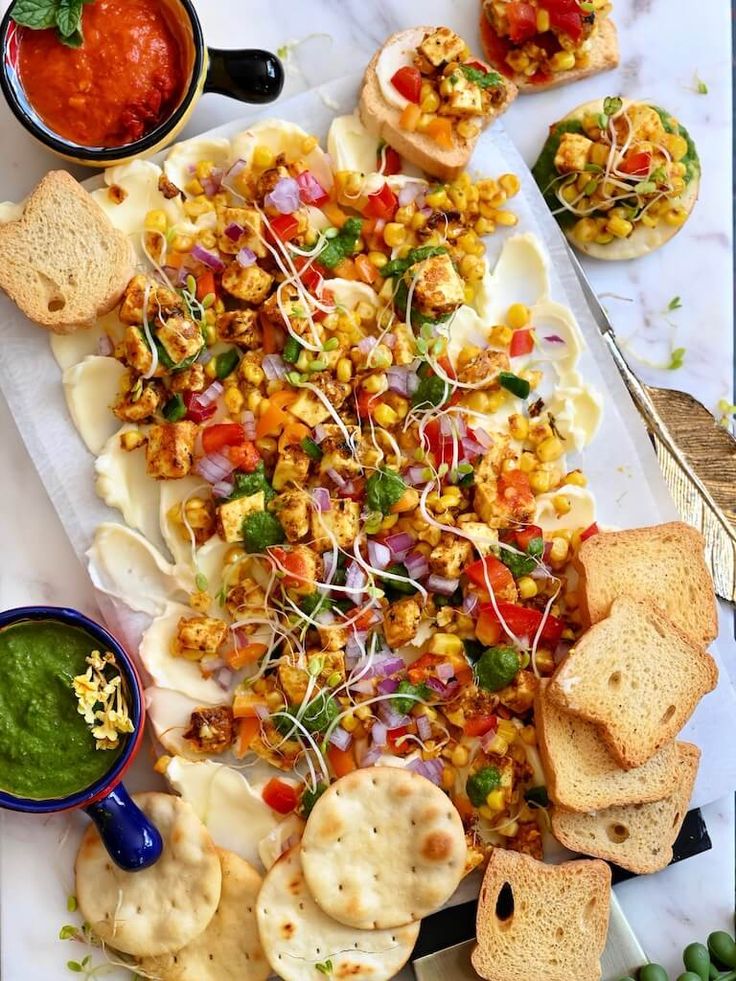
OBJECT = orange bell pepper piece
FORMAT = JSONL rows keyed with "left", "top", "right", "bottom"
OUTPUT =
{"left": 226, "top": 642, "right": 267, "bottom": 671}
{"left": 233, "top": 717, "right": 261, "bottom": 758}
{"left": 354, "top": 254, "right": 379, "bottom": 285}
{"left": 278, "top": 422, "right": 311, "bottom": 453}
{"left": 327, "top": 742, "right": 357, "bottom": 778}
{"left": 426, "top": 117, "right": 454, "bottom": 149}
{"left": 255, "top": 390, "right": 298, "bottom": 440}
{"left": 322, "top": 201, "right": 348, "bottom": 228}
{"left": 232, "top": 693, "right": 268, "bottom": 719}
{"left": 332, "top": 258, "right": 358, "bottom": 280}
{"left": 196, "top": 269, "right": 216, "bottom": 301}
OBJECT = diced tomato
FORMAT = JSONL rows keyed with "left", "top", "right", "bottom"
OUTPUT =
{"left": 506, "top": 2, "right": 537, "bottom": 42}
{"left": 510, "top": 328, "right": 534, "bottom": 358}
{"left": 619, "top": 151, "right": 652, "bottom": 177}
{"left": 262, "top": 778, "right": 299, "bottom": 814}
{"left": 327, "top": 742, "right": 357, "bottom": 778}
{"left": 437, "top": 353, "right": 456, "bottom": 380}
{"left": 353, "top": 605, "right": 379, "bottom": 631}
{"left": 407, "top": 652, "right": 473, "bottom": 687}
{"left": 356, "top": 387, "right": 379, "bottom": 420}
{"left": 540, "top": 0, "right": 584, "bottom": 43}
{"left": 294, "top": 256, "right": 325, "bottom": 294}
{"left": 477, "top": 601, "right": 565, "bottom": 645}
{"left": 183, "top": 390, "right": 217, "bottom": 423}
{"left": 580, "top": 521, "right": 599, "bottom": 542}
{"left": 269, "top": 213, "right": 300, "bottom": 242}
{"left": 381, "top": 145, "right": 402, "bottom": 176}
{"left": 465, "top": 59, "right": 492, "bottom": 74}
{"left": 475, "top": 609, "right": 502, "bottom": 646}
{"left": 202, "top": 423, "right": 245, "bottom": 455}
{"left": 387, "top": 724, "right": 410, "bottom": 745}
{"left": 195, "top": 269, "right": 216, "bottom": 302}
{"left": 390, "top": 65, "right": 421, "bottom": 104}
{"left": 479, "top": 10, "right": 515, "bottom": 78}
{"left": 229, "top": 441, "right": 261, "bottom": 472}
{"left": 515, "top": 524, "right": 543, "bottom": 551}
{"left": 464, "top": 555, "right": 516, "bottom": 594}
{"left": 365, "top": 182, "right": 398, "bottom": 222}
{"left": 463, "top": 715, "right": 498, "bottom": 738}
{"left": 270, "top": 546, "right": 311, "bottom": 588}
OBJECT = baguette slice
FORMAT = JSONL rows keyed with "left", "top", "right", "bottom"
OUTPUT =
{"left": 0, "top": 170, "right": 135, "bottom": 334}
{"left": 552, "top": 743, "right": 700, "bottom": 874}
{"left": 358, "top": 27, "right": 517, "bottom": 182}
{"left": 576, "top": 522, "right": 717, "bottom": 646}
{"left": 472, "top": 849, "right": 611, "bottom": 981}
{"left": 535, "top": 680, "right": 679, "bottom": 812}
{"left": 479, "top": 8, "right": 619, "bottom": 93}
{"left": 548, "top": 597, "right": 718, "bottom": 769}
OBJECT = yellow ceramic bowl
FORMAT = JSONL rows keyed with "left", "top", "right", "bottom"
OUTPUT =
{"left": 0, "top": 0, "right": 283, "bottom": 167}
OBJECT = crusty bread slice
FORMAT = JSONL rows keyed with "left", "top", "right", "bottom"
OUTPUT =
{"left": 576, "top": 522, "right": 717, "bottom": 647}
{"left": 358, "top": 28, "right": 517, "bottom": 182}
{"left": 472, "top": 849, "right": 611, "bottom": 981}
{"left": 535, "top": 681, "right": 679, "bottom": 812}
{"left": 0, "top": 170, "right": 135, "bottom": 334}
{"left": 479, "top": 11, "right": 619, "bottom": 93}
{"left": 551, "top": 743, "right": 700, "bottom": 875}
{"left": 548, "top": 597, "right": 718, "bottom": 769}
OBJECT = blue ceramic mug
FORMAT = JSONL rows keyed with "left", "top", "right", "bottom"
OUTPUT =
{"left": 0, "top": 606, "right": 162, "bottom": 872}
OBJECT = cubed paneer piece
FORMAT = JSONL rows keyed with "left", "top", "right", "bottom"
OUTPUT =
{"left": 383, "top": 596, "right": 422, "bottom": 648}
{"left": 278, "top": 661, "right": 310, "bottom": 704}
{"left": 310, "top": 498, "right": 361, "bottom": 550}
{"left": 411, "top": 254, "right": 465, "bottom": 320}
{"left": 309, "top": 650, "right": 346, "bottom": 683}
{"left": 217, "top": 491, "right": 265, "bottom": 543}
{"left": 474, "top": 438, "right": 512, "bottom": 482}
{"left": 271, "top": 490, "right": 310, "bottom": 542}
{"left": 216, "top": 205, "right": 266, "bottom": 257}
{"left": 173, "top": 615, "right": 229, "bottom": 657}
{"left": 417, "top": 27, "right": 466, "bottom": 68}
{"left": 221, "top": 262, "right": 274, "bottom": 303}
{"left": 617, "top": 104, "right": 665, "bottom": 143}
{"left": 145, "top": 422, "right": 198, "bottom": 479}
{"left": 272, "top": 445, "right": 311, "bottom": 491}
{"left": 498, "top": 669, "right": 537, "bottom": 714}
{"left": 119, "top": 274, "right": 182, "bottom": 325}
{"left": 392, "top": 324, "right": 415, "bottom": 365}
{"left": 458, "top": 521, "right": 498, "bottom": 557}
{"left": 318, "top": 425, "right": 362, "bottom": 480}
{"left": 316, "top": 621, "right": 349, "bottom": 653}
{"left": 279, "top": 545, "right": 323, "bottom": 596}
{"left": 474, "top": 473, "right": 535, "bottom": 528}
{"left": 288, "top": 390, "right": 332, "bottom": 427}
{"left": 429, "top": 534, "right": 473, "bottom": 579}
{"left": 261, "top": 283, "right": 313, "bottom": 339}
{"left": 183, "top": 706, "right": 233, "bottom": 754}
{"left": 440, "top": 78, "right": 484, "bottom": 118}
{"left": 309, "top": 372, "right": 351, "bottom": 410}
{"left": 216, "top": 309, "right": 262, "bottom": 349}
{"left": 457, "top": 349, "right": 509, "bottom": 388}
{"left": 554, "top": 132, "right": 594, "bottom": 174}
{"left": 113, "top": 384, "right": 161, "bottom": 422}
{"left": 123, "top": 325, "right": 154, "bottom": 375}
{"left": 225, "top": 577, "right": 267, "bottom": 618}
{"left": 169, "top": 363, "right": 206, "bottom": 393}
{"left": 156, "top": 315, "right": 203, "bottom": 366}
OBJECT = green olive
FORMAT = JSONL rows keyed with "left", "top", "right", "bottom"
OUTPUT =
{"left": 640, "top": 966, "right": 670, "bottom": 981}
{"left": 678, "top": 973, "right": 706, "bottom": 981}
{"left": 709, "top": 933, "right": 736, "bottom": 969}
{"left": 683, "top": 942, "right": 711, "bottom": 980}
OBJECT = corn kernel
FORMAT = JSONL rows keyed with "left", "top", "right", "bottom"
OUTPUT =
{"left": 548, "top": 536, "right": 570, "bottom": 566}
{"left": 594, "top": 231, "right": 615, "bottom": 245}
{"left": 489, "top": 324, "right": 513, "bottom": 347}
{"left": 536, "top": 436, "right": 564, "bottom": 463}
{"left": 425, "top": 188, "right": 449, "bottom": 209}
{"left": 342, "top": 714, "right": 358, "bottom": 733}
{"left": 246, "top": 390, "right": 262, "bottom": 414}
{"left": 507, "top": 303, "right": 530, "bottom": 330}
{"left": 573, "top": 218, "right": 599, "bottom": 244}
{"left": 420, "top": 91, "right": 440, "bottom": 113}
{"left": 663, "top": 132, "right": 688, "bottom": 162}
{"left": 363, "top": 373, "right": 386, "bottom": 395}
{"left": 251, "top": 145, "right": 274, "bottom": 169}
{"left": 374, "top": 404, "right": 398, "bottom": 427}
{"left": 519, "top": 451, "right": 536, "bottom": 473}
{"left": 520, "top": 725, "right": 537, "bottom": 745}
{"left": 391, "top": 487, "right": 419, "bottom": 514}
{"left": 536, "top": 8, "right": 550, "bottom": 31}
{"left": 498, "top": 820, "right": 519, "bottom": 838}
{"left": 550, "top": 50, "right": 576, "bottom": 72}
{"left": 457, "top": 120, "right": 480, "bottom": 141}
{"left": 530, "top": 471, "right": 552, "bottom": 494}
{"left": 495, "top": 210, "right": 518, "bottom": 227}
{"left": 474, "top": 217, "right": 494, "bottom": 236}
{"left": 171, "top": 234, "right": 194, "bottom": 253}
{"left": 564, "top": 469, "right": 587, "bottom": 488}
{"left": 224, "top": 387, "right": 244, "bottom": 416}
{"left": 487, "top": 389, "right": 508, "bottom": 412}
{"left": 428, "top": 633, "right": 464, "bottom": 658}
{"left": 486, "top": 788, "right": 506, "bottom": 811}
{"left": 241, "top": 363, "right": 265, "bottom": 387}
{"left": 607, "top": 216, "right": 633, "bottom": 238}
{"left": 301, "top": 135, "right": 318, "bottom": 154}
{"left": 441, "top": 765, "right": 455, "bottom": 790}
{"left": 664, "top": 206, "right": 687, "bottom": 227}
{"left": 517, "top": 576, "right": 538, "bottom": 599}
{"left": 144, "top": 209, "right": 167, "bottom": 235}
{"left": 463, "top": 284, "right": 475, "bottom": 304}
{"left": 120, "top": 430, "right": 145, "bottom": 451}
{"left": 154, "top": 755, "right": 171, "bottom": 775}
{"left": 508, "top": 414, "right": 529, "bottom": 441}
{"left": 552, "top": 494, "right": 571, "bottom": 517}
{"left": 383, "top": 222, "right": 407, "bottom": 248}
{"left": 355, "top": 705, "right": 372, "bottom": 721}
{"left": 484, "top": 734, "right": 508, "bottom": 756}
{"left": 185, "top": 177, "right": 204, "bottom": 196}
{"left": 451, "top": 745, "right": 469, "bottom": 768}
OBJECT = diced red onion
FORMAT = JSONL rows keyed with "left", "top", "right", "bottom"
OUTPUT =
{"left": 427, "top": 574, "right": 458, "bottom": 596}
{"left": 198, "top": 380, "right": 224, "bottom": 407}
{"left": 436, "top": 661, "right": 455, "bottom": 683}
{"left": 383, "top": 333, "right": 396, "bottom": 349}
{"left": 377, "top": 677, "right": 399, "bottom": 695}
{"left": 398, "top": 183, "right": 422, "bottom": 207}
{"left": 242, "top": 410, "right": 256, "bottom": 440}
{"left": 554, "top": 640, "right": 572, "bottom": 665}
{"left": 313, "top": 487, "right": 331, "bottom": 512}
{"left": 360, "top": 655, "right": 405, "bottom": 679}
{"left": 195, "top": 451, "right": 235, "bottom": 484}
{"left": 374, "top": 218, "right": 386, "bottom": 235}
{"left": 481, "top": 723, "right": 500, "bottom": 751}
{"left": 313, "top": 424, "right": 328, "bottom": 444}
{"left": 254, "top": 704, "right": 270, "bottom": 721}
{"left": 405, "top": 465, "right": 430, "bottom": 487}
{"left": 360, "top": 745, "right": 383, "bottom": 767}
{"left": 97, "top": 334, "right": 114, "bottom": 356}
{"left": 337, "top": 480, "right": 356, "bottom": 498}
{"left": 197, "top": 347, "right": 213, "bottom": 365}
{"left": 345, "top": 631, "right": 367, "bottom": 661}
{"left": 329, "top": 727, "right": 353, "bottom": 751}
{"left": 201, "top": 169, "right": 223, "bottom": 197}
{"left": 386, "top": 366, "right": 411, "bottom": 396}
{"left": 439, "top": 415, "right": 454, "bottom": 437}
{"left": 531, "top": 564, "right": 553, "bottom": 580}
{"left": 296, "top": 170, "right": 328, "bottom": 205}
{"left": 237, "top": 247, "right": 257, "bottom": 267}
{"left": 378, "top": 703, "right": 410, "bottom": 729}
{"left": 461, "top": 436, "right": 486, "bottom": 460}
{"left": 225, "top": 158, "right": 247, "bottom": 181}
{"left": 213, "top": 478, "right": 234, "bottom": 498}
{"left": 215, "top": 667, "right": 233, "bottom": 690}
{"left": 327, "top": 467, "right": 347, "bottom": 490}
{"left": 224, "top": 222, "right": 244, "bottom": 241}
{"left": 262, "top": 354, "right": 288, "bottom": 380}
{"left": 385, "top": 532, "right": 414, "bottom": 561}
{"left": 420, "top": 206, "right": 432, "bottom": 217}
{"left": 372, "top": 721, "right": 387, "bottom": 747}
{"left": 544, "top": 334, "right": 566, "bottom": 344}
{"left": 323, "top": 550, "right": 338, "bottom": 583}
{"left": 191, "top": 243, "right": 225, "bottom": 272}
{"left": 425, "top": 677, "right": 460, "bottom": 699}
{"left": 407, "top": 757, "right": 443, "bottom": 785}
{"left": 345, "top": 561, "right": 366, "bottom": 601}
{"left": 315, "top": 608, "right": 335, "bottom": 626}
{"left": 462, "top": 593, "right": 479, "bottom": 615}
{"left": 200, "top": 654, "right": 225, "bottom": 672}
{"left": 265, "top": 177, "right": 301, "bottom": 214}
{"left": 404, "top": 550, "right": 429, "bottom": 580}
{"left": 367, "top": 540, "right": 391, "bottom": 571}
{"left": 350, "top": 678, "right": 375, "bottom": 695}
{"left": 416, "top": 714, "right": 432, "bottom": 741}
{"left": 358, "top": 336, "right": 377, "bottom": 355}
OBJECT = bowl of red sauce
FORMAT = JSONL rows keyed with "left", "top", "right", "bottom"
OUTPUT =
{"left": 0, "top": 0, "right": 284, "bottom": 166}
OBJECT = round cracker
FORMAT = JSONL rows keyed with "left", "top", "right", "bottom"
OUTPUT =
{"left": 257, "top": 845, "right": 419, "bottom": 981}
{"left": 300, "top": 767, "right": 466, "bottom": 929}
{"left": 75, "top": 792, "right": 221, "bottom": 957}
{"left": 139, "top": 849, "right": 269, "bottom": 980}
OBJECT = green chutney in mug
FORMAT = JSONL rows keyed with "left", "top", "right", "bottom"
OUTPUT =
{"left": 0, "top": 620, "right": 125, "bottom": 799}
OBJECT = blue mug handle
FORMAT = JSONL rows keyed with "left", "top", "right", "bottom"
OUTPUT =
{"left": 84, "top": 783, "right": 163, "bottom": 872}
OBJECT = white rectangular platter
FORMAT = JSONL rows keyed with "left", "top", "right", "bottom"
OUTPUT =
{"left": 0, "top": 74, "right": 734, "bottom": 980}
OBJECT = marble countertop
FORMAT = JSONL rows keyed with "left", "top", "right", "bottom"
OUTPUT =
{"left": 0, "top": 0, "right": 733, "bottom": 978}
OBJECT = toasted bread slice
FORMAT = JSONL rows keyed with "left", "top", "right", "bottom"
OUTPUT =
{"left": 0, "top": 171, "right": 134, "bottom": 334}
{"left": 552, "top": 743, "right": 700, "bottom": 874}
{"left": 472, "top": 849, "right": 611, "bottom": 981}
{"left": 576, "top": 522, "right": 717, "bottom": 646}
{"left": 479, "top": 9, "right": 619, "bottom": 93}
{"left": 548, "top": 597, "right": 717, "bottom": 769}
{"left": 535, "top": 681, "right": 679, "bottom": 812}
{"left": 358, "top": 27, "right": 517, "bottom": 182}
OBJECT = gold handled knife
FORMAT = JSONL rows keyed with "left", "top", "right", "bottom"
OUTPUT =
{"left": 567, "top": 248, "right": 736, "bottom": 604}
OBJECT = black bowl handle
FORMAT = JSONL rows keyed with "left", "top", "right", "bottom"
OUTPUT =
{"left": 205, "top": 48, "right": 284, "bottom": 104}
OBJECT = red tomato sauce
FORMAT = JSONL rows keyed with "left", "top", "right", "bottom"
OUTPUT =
{"left": 18, "top": 0, "right": 188, "bottom": 147}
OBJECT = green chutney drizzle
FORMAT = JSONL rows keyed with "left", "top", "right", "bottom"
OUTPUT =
{"left": 0, "top": 620, "right": 126, "bottom": 800}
